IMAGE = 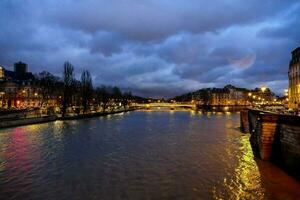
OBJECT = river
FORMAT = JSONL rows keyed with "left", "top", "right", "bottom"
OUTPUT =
{"left": 0, "top": 111, "right": 299, "bottom": 199}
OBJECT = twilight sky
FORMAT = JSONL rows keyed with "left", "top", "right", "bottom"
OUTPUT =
{"left": 1, "top": 0, "right": 299, "bottom": 98}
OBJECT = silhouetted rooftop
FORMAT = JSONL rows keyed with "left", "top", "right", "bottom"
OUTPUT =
{"left": 4, "top": 70, "right": 35, "bottom": 82}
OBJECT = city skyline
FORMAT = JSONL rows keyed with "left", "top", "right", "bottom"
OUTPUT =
{"left": 1, "top": 1, "right": 300, "bottom": 98}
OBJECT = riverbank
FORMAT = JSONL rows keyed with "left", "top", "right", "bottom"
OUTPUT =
{"left": 58, "top": 108, "right": 136, "bottom": 120}
{"left": 0, "top": 108, "right": 136, "bottom": 129}
{"left": 240, "top": 109, "right": 300, "bottom": 180}
{"left": 0, "top": 115, "right": 57, "bottom": 129}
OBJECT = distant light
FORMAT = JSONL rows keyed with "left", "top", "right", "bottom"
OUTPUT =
{"left": 248, "top": 92, "right": 252, "bottom": 96}
{"left": 261, "top": 86, "right": 267, "bottom": 92}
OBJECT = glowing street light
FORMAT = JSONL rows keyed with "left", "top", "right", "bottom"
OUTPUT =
{"left": 261, "top": 86, "right": 267, "bottom": 92}
{"left": 284, "top": 89, "right": 289, "bottom": 97}
{"left": 248, "top": 92, "right": 252, "bottom": 96}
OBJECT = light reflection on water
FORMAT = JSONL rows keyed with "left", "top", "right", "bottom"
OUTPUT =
{"left": 0, "top": 111, "right": 299, "bottom": 199}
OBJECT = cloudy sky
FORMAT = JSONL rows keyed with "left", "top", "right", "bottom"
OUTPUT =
{"left": 1, "top": 0, "right": 299, "bottom": 98}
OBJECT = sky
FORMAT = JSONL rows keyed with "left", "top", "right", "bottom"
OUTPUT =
{"left": 1, "top": 0, "right": 299, "bottom": 98}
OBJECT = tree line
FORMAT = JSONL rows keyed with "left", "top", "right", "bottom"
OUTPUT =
{"left": 36, "top": 61, "right": 136, "bottom": 117}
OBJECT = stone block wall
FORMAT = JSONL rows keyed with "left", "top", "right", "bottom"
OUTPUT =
{"left": 278, "top": 124, "right": 300, "bottom": 179}
{"left": 240, "top": 110, "right": 249, "bottom": 133}
{"left": 242, "top": 109, "right": 300, "bottom": 180}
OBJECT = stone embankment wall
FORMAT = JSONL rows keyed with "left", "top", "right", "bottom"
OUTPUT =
{"left": 59, "top": 108, "right": 136, "bottom": 120}
{"left": 0, "top": 108, "right": 136, "bottom": 129}
{"left": 240, "top": 110, "right": 249, "bottom": 133}
{"left": 241, "top": 109, "right": 300, "bottom": 180}
{"left": 0, "top": 115, "right": 57, "bottom": 129}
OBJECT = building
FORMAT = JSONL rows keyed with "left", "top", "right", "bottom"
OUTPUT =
{"left": 179, "top": 84, "right": 276, "bottom": 107}
{"left": 14, "top": 61, "right": 28, "bottom": 75}
{"left": 208, "top": 85, "right": 250, "bottom": 106}
{"left": 210, "top": 88, "right": 230, "bottom": 105}
{"left": 288, "top": 47, "right": 300, "bottom": 109}
{"left": 190, "top": 85, "right": 251, "bottom": 106}
{"left": 0, "top": 62, "right": 41, "bottom": 108}
{"left": 0, "top": 66, "right": 4, "bottom": 80}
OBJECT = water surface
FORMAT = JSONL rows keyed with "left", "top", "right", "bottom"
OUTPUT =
{"left": 0, "top": 111, "right": 299, "bottom": 199}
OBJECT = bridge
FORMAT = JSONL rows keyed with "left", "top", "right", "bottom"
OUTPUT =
{"left": 136, "top": 103, "right": 197, "bottom": 110}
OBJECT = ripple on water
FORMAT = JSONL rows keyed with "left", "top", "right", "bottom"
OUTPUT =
{"left": 0, "top": 111, "right": 299, "bottom": 199}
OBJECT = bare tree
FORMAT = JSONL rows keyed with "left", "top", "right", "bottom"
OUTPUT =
{"left": 62, "top": 61, "right": 75, "bottom": 117}
{"left": 81, "top": 70, "right": 93, "bottom": 114}
{"left": 111, "top": 86, "right": 122, "bottom": 110}
{"left": 37, "top": 71, "right": 60, "bottom": 108}
{"left": 122, "top": 91, "right": 132, "bottom": 109}
{"left": 96, "top": 86, "right": 110, "bottom": 112}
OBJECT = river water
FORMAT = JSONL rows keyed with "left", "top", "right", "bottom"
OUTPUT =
{"left": 0, "top": 111, "right": 299, "bottom": 199}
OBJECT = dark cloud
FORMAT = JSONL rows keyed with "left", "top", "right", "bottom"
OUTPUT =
{"left": 0, "top": 0, "right": 299, "bottom": 97}
{"left": 89, "top": 31, "right": 125, "bottom": 56}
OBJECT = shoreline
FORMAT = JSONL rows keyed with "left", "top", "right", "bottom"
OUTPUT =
{"left": 0, "top": 108, "right": 136, "bottom": 129}
{"left": 58, "top": 108, "right": 136, "bottom": 120}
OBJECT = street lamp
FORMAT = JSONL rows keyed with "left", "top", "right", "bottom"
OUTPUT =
{"left": 248, "top": 92, "right": 252, "bottom": 97}
{"left": 261, "top": 86, "right": 267, "bottom": 93}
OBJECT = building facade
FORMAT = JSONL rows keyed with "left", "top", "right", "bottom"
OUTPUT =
{"left": 209, "top": 86, "right": 250, "bottom": 106}
{"left": 0, "top": 66, "right": 4, "bottom": 80}
{"left": 288, "top": 47, "right": 300, "bottom": 109}
{"left": 0, "top": 62, "right": 42, "bottom": 109}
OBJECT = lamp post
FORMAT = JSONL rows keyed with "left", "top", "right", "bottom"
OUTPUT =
{"left": 260, "top": 86, "right": 268, "bottom": 106}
